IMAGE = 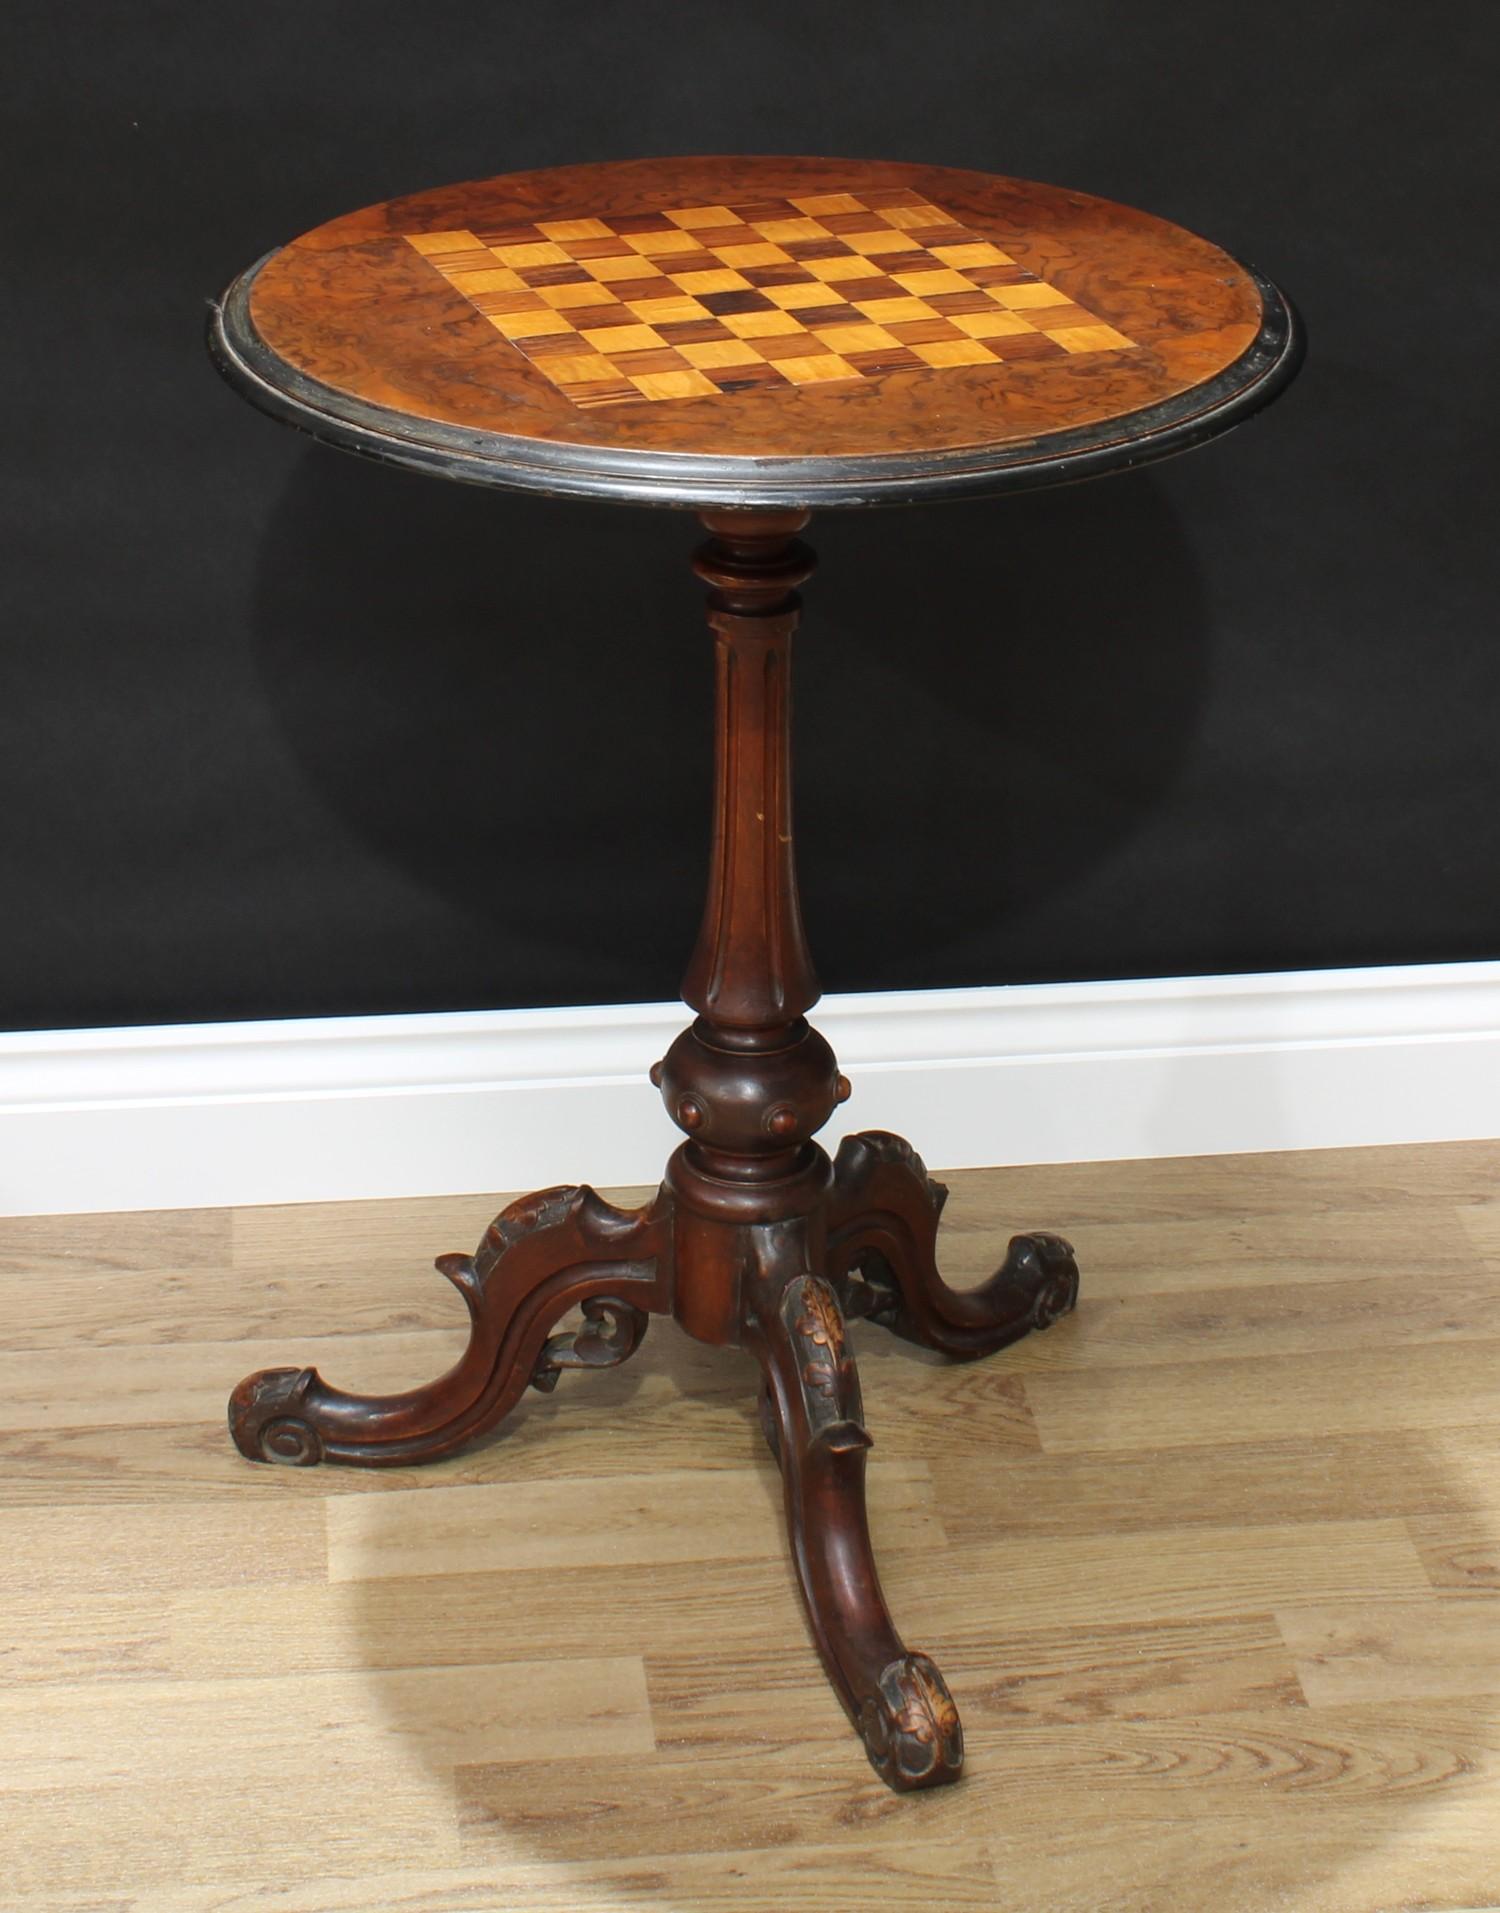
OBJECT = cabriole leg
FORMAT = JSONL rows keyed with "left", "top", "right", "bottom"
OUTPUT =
{"left": 743, "top": 1220, "right": 964, "bottom": 1790}
{"left": 828, "top": 1131, "right": 1079, "bottom": 1358}
{"left": 228, "top": 1183, "right": 668, "bottom": 1467}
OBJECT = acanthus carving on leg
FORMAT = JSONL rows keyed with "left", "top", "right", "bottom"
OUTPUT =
{"left": 827, "top": 1130, "right": 1079, "bottom": 1358}
{"left": 228, "top": 1184, "right": 669, "bottom": 1468}
{"left": 746, "top": 1219, "right": 963, "bottom": 1791}
{"left": 859, "top": 1651, "right": 965, "bottom": 1790}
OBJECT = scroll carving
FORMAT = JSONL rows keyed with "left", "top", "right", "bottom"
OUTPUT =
{"left": 530, "top": 1296, "right": 650, "bottom": 1394}
{"left": 858, "top": 1652, "right": 965, "bottom": 1789}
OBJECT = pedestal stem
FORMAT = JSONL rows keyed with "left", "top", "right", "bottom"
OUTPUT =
{"left": 655, "top": 511, "right": 847, "bottom": 1344}
{"left": 680, "top": 509, "right": 820, "bottom": 1048}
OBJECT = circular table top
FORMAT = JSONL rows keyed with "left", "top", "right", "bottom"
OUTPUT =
{"left": 210, "top": 156, "right": 1302, "bottom": 508}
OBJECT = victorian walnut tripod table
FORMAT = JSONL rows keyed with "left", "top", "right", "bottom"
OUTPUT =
{"left": 209, "top": 156, "right": 1301, "bottom": 1791}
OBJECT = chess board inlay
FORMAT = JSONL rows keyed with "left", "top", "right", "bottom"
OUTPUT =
{"left": 403, "top": 187, "right": 1138, "bottom": 409}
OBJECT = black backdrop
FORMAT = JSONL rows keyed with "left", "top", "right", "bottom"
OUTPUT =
{"left": 4, "top": 1, "right": 1496, "bottom": 1033}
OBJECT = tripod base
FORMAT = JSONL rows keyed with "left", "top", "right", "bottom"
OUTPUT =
{"left": 229, "top": 1130, "right": 1077, "bottom": 1791}
{"left": 230, "top": 507, "right": 1081, "bottom": 1791}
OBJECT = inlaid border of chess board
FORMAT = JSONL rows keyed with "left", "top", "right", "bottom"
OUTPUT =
{"left": 402, "top": 187, "right": 1137, "bottom": 409}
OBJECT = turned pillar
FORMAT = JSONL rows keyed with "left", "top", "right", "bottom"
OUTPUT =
{"left": 656, "top": 510, "right": 850, "bottom": 1346}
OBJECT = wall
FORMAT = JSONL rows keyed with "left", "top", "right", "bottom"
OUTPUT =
{"left": 3, "top": 1, "right": 1496, "bottom": 1034}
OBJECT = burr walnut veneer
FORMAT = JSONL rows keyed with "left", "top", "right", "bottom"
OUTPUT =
{"left": 210, "top": 155, "right": 1301, "bottom": 1790}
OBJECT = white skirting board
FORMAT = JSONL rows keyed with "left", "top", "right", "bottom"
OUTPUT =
{"left": 2, "top": 960, "right": 1498, "bottom": 1217}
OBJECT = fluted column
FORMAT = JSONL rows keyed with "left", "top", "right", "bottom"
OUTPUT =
{"left": 679, "top": 509, "right": 820, "bottom": 1043}
{"left": 656, "top": 510, "right": 849, "bottom": 1343}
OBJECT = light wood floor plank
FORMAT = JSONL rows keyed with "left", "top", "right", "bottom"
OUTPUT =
{"left": 0, "top": 1499, "right": 325, "bottom": 1597}
{"left": 937, "top": 1428, "right": 1496, "bottom": 1541}
{"left": 931, "top": 1138, "right": 1500, "bottom": 1225}
{"left": 455, "top": 1698, "right": 1500, "bottom": 1864}
{"left": 753, "top": 1517, "right": 1429, "bottom": 1642}
{"left": 1459, "top": 1197, "right": 1500, "bottom": 1267}
{"left": 229, "top": 1184, "right": 653, "bottom": 1275}
{"left": 158, "top": 1518, "right": 1432, "bottom": 1688}
{"left": 7, "top": 1840, "right": 1009, "bottom": 1912}
{"left": 998, "top": 1267, "right": 1500, "bottom": 1373}
{"left": 0, "top": 1769, "right": 464, "bottom": 1896}
{"left": 985, "top": 1801, "right": 1500, "bottom": 1913}
{"left": 2, "top": 1587, "right": 174, "bottom": 1685}
{"left": 324, "top": 1459, "right": 943, "bottom": 1581}
{"left": 165, "top": 1557, "right": 809, "bottom": 1682}
{"left": 1278, "top": 1595, "right": 1500, "bottom": 1705}
{"left": 1047, "top": 1206, "right": 1485, "bottom": 1299}
{"left": 642, "top": 1614, "right": 1303, "bottom": 1756}
{"left": 0, "top": 1204, "right": 230, "bottom": 1275}
{"left": 1023, "top": 1340, "right": 1500, "bottom": 1453}
{"left": 0, "top": 1259, "right": 461, "bottom": 1350}
{"left": 1409, "top": 1512, "right": 1500, "bottom": 1592}
{"left": 0, "top": 1329, "right": 468, "bottom": 1432}
{"left": 0, "top": 1656, "right": 652, "bottom": 1795}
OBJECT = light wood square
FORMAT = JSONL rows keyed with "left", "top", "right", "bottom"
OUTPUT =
{"left": 577, "top": 322, "right": 666, "bottom": 352}
{"left": 721, "top": 309, "right": 807, "bottom": 338}
{"left": 534, "top": 217, "right": 614, "bottom": 241}
{"left": 764, "top": 281, "right": 838, "bottom": 310}
{"left": 627, "top": 229, "right": 704, "bottom": 256}
{"left": 626, "top": 294, "right": 714, "bottom": 325}
{"left": 776, "top": 353, "right": 860, "bottom": 384}
{"left": 930, "top": 240, "right": 1014, "bottom": 268}
{"left": 678, "top": 339, "right": 765, "bottom": 369}
{"left": 951, "top": 308, "right": 1036, "bottom": 339}
{"left": 850, "top": 295, "right": 940, "bottom": 324}
{"left": 629, "top": 368, "right": 721, "bottom": 399}
{"left": 891, "top": 267, "right": 972, "bottom": 295}
{"left": 1052, "top": 323, "right": 1136, "bottom": 352}
{"left": 538, "top": 279, "right": 620, "bottom": 309}
{"left": 747, "top": 216, "right": 829, "bottom": 242}
{"left": 446, "top": 266, "right": 525, "bottom": 293}
{"left": 543, "top": 352, "right": 627, "bottom": 384}
{"left": 713, "top": 242, "right": 794, "bottom": 268}
{"left": 672, "top": 267, "right": 753, "bottom": 293}
{"left": 491, "top": 240, "right": 573, "bottom": 268}
{"left": 991, "top": 280, "right": 1074, "bottom": 308}
{"left": 789, "top": 192, "right": 868, "bottom": 215}
{"left": 814, "top": 321, "right": 903, "bottom": 353}
{"left": 804, "top": 254, "right": 885, "bottom": 283}
{"left": 911, "top": 338, "right": 997, "bottom": 367}
{"left": 844, "top": 228, "right": 915, "bottom": 254}
{"left": 490, "top": 309, "right": 576, "bottom": 340}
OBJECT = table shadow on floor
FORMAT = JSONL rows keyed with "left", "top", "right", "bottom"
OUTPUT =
{"left": 322, "top": 1252, "right": 1500, "bottom": 1908}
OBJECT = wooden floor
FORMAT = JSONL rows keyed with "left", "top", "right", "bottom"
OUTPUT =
{"left": 4, "top": 1139, "right": 1500, "bottom": 1911}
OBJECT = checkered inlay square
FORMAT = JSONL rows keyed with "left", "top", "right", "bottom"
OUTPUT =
{"left": 403, "top": 187, "right": 1136, "bottom": 408}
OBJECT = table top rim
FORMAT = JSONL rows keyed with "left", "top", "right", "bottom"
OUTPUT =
{"left": 212, "top": 252, "right": 1299, "bottom": 508}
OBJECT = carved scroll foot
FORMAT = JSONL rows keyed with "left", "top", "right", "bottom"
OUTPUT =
{"left": 858, "top": 1651, "right": 965, "bottom": 1791}
{"left": 828, "top": 1130, "right": 1080, "bottom": 1359}
{"left": 228, "top": 1184, "right": 669, "bottom": 1468}
{"left": 743, "top": 1222, "right": 964, "bottom": 1791}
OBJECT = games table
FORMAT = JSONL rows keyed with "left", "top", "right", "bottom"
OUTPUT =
{"left": 209, "top": 156, "right": 1301, "bottom": 1790}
